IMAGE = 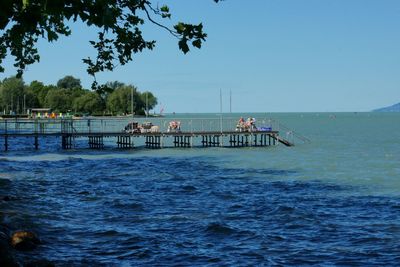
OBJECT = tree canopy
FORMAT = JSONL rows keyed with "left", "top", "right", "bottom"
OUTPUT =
{"left": 0, "top": 76, "right": 25, "bottom": 113}
{"left": 0, "top": 75, "right": 157, "bottom": 115}
{"left": 0, "top": 0, "right": 220, "bottom": 89}
{"left": 57, "top": 75, "right": 82, "bottom": 89}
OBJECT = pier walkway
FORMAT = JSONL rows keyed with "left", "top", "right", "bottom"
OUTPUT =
{"left": 0, "top": 117, "right": 300, "bottom": 151}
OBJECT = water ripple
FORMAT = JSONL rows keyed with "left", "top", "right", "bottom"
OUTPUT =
{"left": 1, "top": 155, "right": 400, "bottom": 265}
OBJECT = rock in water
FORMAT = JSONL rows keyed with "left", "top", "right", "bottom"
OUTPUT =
{"left": 0, "top": 231, "right": 19, "bottom": 267}
{"left": 10, "top": 231, "right": 40, "bottom": 251}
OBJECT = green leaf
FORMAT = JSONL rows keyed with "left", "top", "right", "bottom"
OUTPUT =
{"left": 47, "top": 31, "right": 58, "bottom": 42}
{"left": 192, "top": 39, "right": 202, "bottom": 49}
{"left": 22, "top": 0, "right": 29, "bottom": 9}
{"left": 174, "top": 23, "right": 186, "bottom": 34}
{"left": 178, "top": 39, "right": 189, "bottom": 54}
{"left": 160, "top": 5, "right": 169, "bottom": 13}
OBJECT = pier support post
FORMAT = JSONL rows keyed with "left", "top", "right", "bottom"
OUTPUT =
{"left": 146, "top": 136, "right": 161, "bottom": 149}
{"left": 157, "top": 136, "right": 161, "bottom": 148}
{"left": 89, "top": 136, "right": 104, "bottom": 149}
{"left": 173, "top": 135, "right": 192, "bottom": 148}
{"left": 261, "top": 134, "right": 266, "bottom": 146}
{"left": 117, "top": 135, "right": 132, "bottom": 149}
{"left": 223, "top": 133, "right": 272, "bottom": 147}
{"left": 61, "top": 134, "right": 73, "bottom": 149}
{"left": 229, "top": 134, "right": 243, "bottom": 147}
{"left": 184, "top": 136, "right": 191, "bottom": 147}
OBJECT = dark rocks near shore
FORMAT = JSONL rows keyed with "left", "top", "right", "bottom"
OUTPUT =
{"left": 0, "top": 230, "right": 19, "bottom": 267}
{"left": 0, "top": 228, "right": 55, "bottom": 267}
{"left": 11, "top": 231, "right": 41, "bottom": 251}
{"left": 1, "top": 180, "right": 54, "bottom": 267}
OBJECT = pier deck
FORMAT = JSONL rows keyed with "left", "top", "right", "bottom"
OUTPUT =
{"left": 0, "top": 117, "right": 296, "bottom": 151}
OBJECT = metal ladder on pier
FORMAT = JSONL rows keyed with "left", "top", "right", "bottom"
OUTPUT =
{"left": 271, "top": 135, "right": 294, "bottom": 147}
{"left": 269, "top": 119, "right": 311, "bottom": 146}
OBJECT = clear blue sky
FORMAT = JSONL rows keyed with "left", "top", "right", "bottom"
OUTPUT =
{"left": 2, "top": 0, "right": 400, "bottom": 113}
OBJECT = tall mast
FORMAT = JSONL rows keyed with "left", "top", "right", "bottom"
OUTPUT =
{"left": 146, "top": 92, "right": 148, "bottom": 118}
{"left": 131, "top": 87, "right": 134, "bottom": 117}
{"left": 220, "top": 89, "right": 223, "bottom": 132}
{"left": 229, "top": 89, "right": 232, "bottom": 113}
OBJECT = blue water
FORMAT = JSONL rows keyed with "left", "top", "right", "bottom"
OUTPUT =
{"left": 1, "top": 112, "right": 400, "bottom": 266}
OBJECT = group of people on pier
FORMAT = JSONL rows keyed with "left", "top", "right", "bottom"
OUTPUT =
{"left": 236, "top": 117, "right": 257, "bottom": 132}
{"left": 124, "top": 120, "right": 181, "bottom": 134}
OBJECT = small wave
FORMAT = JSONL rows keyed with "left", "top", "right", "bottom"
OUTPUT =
{"left": 205, "top": 222, "right": 235, "bottom": 236}
{"left": 229, "top": 204, "right": 244, "bottom": 210}
{"left": 119, "top": 235, "right": 147, "bottom": 246}
{"left": 181, "top": 185, "right": 197, "bottom": 192}
{"left": 211, "top": 191, "right": 236, "bottom": 200}
{"left": 110, "top": 200, "right": 145, "bottom": 211}
{"left": 270, "top": 204, "right": 296, "bottom": 214}
{"left": 93, "top": 229, "right": 120, "bottom": 237}
{"left": 126, "top": 202, "right": 145, "bottom": 211}
{"left": 117, "top": 248, "right": 151, "bottom": 260}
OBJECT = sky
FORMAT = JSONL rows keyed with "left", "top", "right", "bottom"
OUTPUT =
{"left": 1, "top": 0, "right": 400, "bottom": 113}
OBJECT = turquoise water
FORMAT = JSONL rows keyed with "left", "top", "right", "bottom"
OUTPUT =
{"left": 1, "top": 112, "right": 400, "bottom": 265}
{"left": 266, "top": 112, "right": 400, "bottom": 195}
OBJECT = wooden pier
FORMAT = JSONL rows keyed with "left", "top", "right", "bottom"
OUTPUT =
{"left": 0, "top": 117, "right": 297, "bottom": 151}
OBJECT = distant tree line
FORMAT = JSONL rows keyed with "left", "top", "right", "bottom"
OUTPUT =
{"left": 0, "top": 76, "right": 157, "bottom": 116}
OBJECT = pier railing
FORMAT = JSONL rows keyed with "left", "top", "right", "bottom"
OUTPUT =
{"left": 0, "top": 117, "right": 279, "bottom": 135}
{"left": 0, "top": 119, "right": 63, "bottom": 134}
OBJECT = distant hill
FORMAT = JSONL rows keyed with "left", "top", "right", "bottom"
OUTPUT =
{"left": 373, "top": 102, "right": 400, "bottom": 112}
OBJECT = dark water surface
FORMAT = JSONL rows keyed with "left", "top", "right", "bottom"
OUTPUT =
{"left": 1, "top": 113, "right": 400, "bottom": 266}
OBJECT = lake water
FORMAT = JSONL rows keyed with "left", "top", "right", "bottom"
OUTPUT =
{"left": 1, "top": 112, "right": 400, "bottom": 266}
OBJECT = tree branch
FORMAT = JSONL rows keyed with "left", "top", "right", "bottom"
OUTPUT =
{"left": 142, "top": 3, "right": 180, "bottom": 39}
